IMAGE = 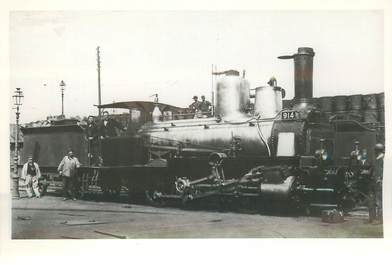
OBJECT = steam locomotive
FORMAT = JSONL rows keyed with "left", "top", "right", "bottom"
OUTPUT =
{"left": 20, "top": 47, "right": 385, "bottom": 212}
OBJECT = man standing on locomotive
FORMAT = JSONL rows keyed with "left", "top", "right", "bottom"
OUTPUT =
{"left": 199, "top": 95, "right": 212, "bottom": 117}
{"left": 21, "top": 155, "right": 42, "bottom": 198}
{"left": 367, "top": 143, "right": 384, "bottom": 224}
{"left": 189, "top": 96, "right": 201, "bottom": 118}
{"left": 86, "top": 115, "right": 99, "bottom": 165}
{"left": 99, "top": 111, "right": 126, "bottom": 138}
{"left": 58, "top": 149, "right": 81, "bottom": 201}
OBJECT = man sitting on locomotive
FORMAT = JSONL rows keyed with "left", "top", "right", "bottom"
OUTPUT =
{"left": 21, "top": 155, "right": 42, "bottom": 198}
{"left": 99, "top": 111, "right": 126, "bottom": 138}
{"left": 58, "top": 149, "right": 81, "bottom": 201}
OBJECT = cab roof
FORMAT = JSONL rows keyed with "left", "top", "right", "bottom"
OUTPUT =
{"left": 98, "top": 101, "right": 187, "bottom": 113}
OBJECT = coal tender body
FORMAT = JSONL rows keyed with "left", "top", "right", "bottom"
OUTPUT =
{"left": 138, "top": 47, "right": 379, "bottom": 211}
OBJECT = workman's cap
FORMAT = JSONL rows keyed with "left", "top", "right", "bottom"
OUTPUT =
{"left": 354, "top": 140, "right": 360, "bottom": 145}
{"left": 27, "top": 155, "right": 33, "bottom": 159}
{"left": 193, "top": 96, "right": 198, "bottom": 99}
{"left": 201, "top": 95, "right": 205, "bottom": 98}
{"left": 374, "top": 143, "right": 384, "bottom": 151}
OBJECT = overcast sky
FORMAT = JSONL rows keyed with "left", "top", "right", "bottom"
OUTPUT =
{"left": 9, "top": 11, "right": 383, "bottom": 123}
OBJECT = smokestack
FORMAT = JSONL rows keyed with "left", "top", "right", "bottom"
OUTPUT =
{"left": 278, "top": 47, "right": 315, "bottom": 101}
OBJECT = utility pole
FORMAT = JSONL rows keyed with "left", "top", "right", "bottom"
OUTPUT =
{"left": 211, "top": 64, "right": 214, "bottom": 116}
{"left": 97, "top": 46, "right": 102, "bottom": 117}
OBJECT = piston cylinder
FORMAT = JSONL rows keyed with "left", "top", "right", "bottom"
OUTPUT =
{"left": 259, "top": 176, "right": 296, "bottom": 200}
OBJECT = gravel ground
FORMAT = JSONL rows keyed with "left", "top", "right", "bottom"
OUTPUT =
{"left": 11, "top": 193, "right": 383, "bottom": 239}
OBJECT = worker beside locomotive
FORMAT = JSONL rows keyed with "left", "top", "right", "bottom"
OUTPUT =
{"left": 58, "top": 149, "right": 81, "bottom": 201}
{"left": 367, "top": 143, "right": 384, "bottom": 224}
{"left": 21, "top": 155, "right": 42, "bottom": 198}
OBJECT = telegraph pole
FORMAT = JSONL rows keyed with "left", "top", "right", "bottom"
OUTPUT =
{"left": 97, "top": 46, "right": 102, "bottom": 117}
{"left": 211, "top": 64, "right": 215, "bottom": 116}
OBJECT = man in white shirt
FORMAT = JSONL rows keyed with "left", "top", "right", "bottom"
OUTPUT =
{"left": 21, "top": 155, "right": 42, "bottom": 198}
{"left": 58, "top": 150, "right": 81, "bottom": 201}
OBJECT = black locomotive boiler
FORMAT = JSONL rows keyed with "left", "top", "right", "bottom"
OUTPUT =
{"left": 19, "top": 47, "right": 384, "bottom": 212}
